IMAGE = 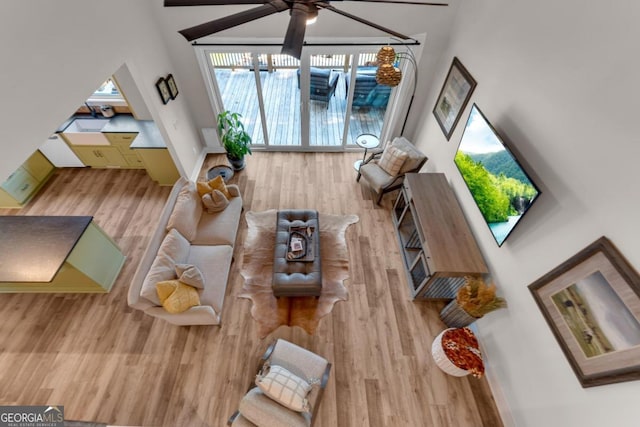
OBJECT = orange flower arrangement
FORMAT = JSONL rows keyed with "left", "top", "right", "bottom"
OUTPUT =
{"left": 441, "top": 327, "right": 484, "bottom": 378}
{"left": 456, "top": 276, "right": 507, "bottom": 318}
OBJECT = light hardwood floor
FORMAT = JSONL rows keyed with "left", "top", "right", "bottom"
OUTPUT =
{"left": 0, "top": 153, "right": 503, "bottom": 427}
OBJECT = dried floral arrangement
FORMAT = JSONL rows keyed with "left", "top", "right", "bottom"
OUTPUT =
{"left": 456, "top": 276, "right": 507, "bottom": 318}
{"left": 441, "top": 327, "right": 484, "bottom": 378}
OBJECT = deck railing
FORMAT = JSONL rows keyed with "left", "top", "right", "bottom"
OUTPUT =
{"left": 209, "top": 52, "right": 379, "bottom": 72}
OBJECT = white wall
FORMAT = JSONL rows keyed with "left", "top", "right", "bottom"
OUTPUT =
{"left": 0, "top": 1, "right": 202, "bottom": 181}
{"left": 412, "top": 1, "right": 640, "bottom": 425}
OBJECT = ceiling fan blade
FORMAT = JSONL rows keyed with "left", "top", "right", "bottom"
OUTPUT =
{"left": 166, "top": 0, "right": 269, "bottom": 6}
{"left": 178, "top": 0, "right": 289, "bottom": 41}
{"left": 316, "top": 3, "right": 412, "bottom": 40}
{"left": 330, "top": 0, "right": 448, "bottom": 5}
{"left": 281, "top": 3, "right": 309, "bottom": 59}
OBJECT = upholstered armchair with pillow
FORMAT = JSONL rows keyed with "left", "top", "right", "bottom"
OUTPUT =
{"left": 228, "top": 339, "right": 331, "bottom": 427}
{"left": 357, "top": 136, "right": 428, "bottom": 204}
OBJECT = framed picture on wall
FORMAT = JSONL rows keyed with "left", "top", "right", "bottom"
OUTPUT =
{"left": 155, "top": 77, "right": 171, "bottom": 105}
{"left": 433, "top": 57, "right": 477, "bottom": 140}
{"left": 529, "top": 237, "right": 640, "bottom": 387}
{"left": 166, "top": 74, "right": 179, "bottom": 99}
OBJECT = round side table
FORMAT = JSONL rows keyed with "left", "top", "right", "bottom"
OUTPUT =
{"left": 206, "top": 164, "right": 234, "bottom": 182}
{"left": 353, "top": 134, "right": 381, "bottom": 171}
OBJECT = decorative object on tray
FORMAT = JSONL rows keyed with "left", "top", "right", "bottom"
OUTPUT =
{"left": 287, "top": 226, "right": 315, "bottom": 261}
{"left": 433, "top": 57, "right": 477, "bottom": 140}
{"left": 238, "top": 210, "right": 358, "bottom": 337}
{"left": 529, "top": 236, "right": 640, "bottom": 388}
{"left": 431, "top": 327, "right": 484, "bottom": 378}
{"left": 439, "top": 276, "right": 507, "bottom": 328}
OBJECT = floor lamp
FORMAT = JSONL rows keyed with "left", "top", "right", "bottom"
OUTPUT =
{"left": 375, "top": 45, "right": 418, "bottom": 135}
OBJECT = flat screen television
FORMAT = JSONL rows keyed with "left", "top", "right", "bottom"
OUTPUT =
{"left": 454, "top": 104, "right": 541, "bottom": 246}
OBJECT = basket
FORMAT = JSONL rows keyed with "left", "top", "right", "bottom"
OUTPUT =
{"left": 431, "top": 328, "right": 471, "bottom": 377}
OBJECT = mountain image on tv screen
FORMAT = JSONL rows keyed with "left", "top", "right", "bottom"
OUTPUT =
{"left": 454, "top": 104, "right": 540, "bottom": 246}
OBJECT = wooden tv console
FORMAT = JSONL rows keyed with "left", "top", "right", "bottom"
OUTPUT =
{"left": 392, "top": 173, "right": 488, "bottom": 300}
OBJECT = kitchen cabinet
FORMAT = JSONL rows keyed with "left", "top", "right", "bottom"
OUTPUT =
{"left": 134, "top": 148, "right": 180, "bottom": 186}
{"left": 0, "top": 151, "right": 55, "bottom": 208}
{"left": 104, "top": 132, "right": 144, "bottom": 168}
{"left": 70, "top": 146, "right": 129, "bottom": 168}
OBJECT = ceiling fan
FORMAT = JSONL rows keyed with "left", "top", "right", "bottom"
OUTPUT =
{"left": 165, "top": 0, "right": 448, "bottom": 59}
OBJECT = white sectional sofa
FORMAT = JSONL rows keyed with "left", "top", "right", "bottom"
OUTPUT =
{"left": 128, "top": 177, "right": 242, "bottom": 325}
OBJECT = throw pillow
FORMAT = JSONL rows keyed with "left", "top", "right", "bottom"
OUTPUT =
{"left": 196, "top": 181, "right": 213, "bottom": 197}
{"left": 201, "top": 191, "right": 229, "bottom": 213}
{"left": 208, "top": 176, "right": 232, "bottom": 200}
{"left": 167, "top": 181, "right": 202, "bottom": 241}
{"left": 156, "top": 279, "right": 200, "bottom": 314}
{"left": 175, "top": 264, "right": 205, "bottom": 289}
{"left": 378, "top": 144, "right": 408, "bottom": 176}
{"left": 255, "top": 365, "right": 312, "bottom": 413}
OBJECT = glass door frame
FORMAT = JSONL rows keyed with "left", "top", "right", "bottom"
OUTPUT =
{"left": 195, "top": 42, "right": 418, "bottom": 152}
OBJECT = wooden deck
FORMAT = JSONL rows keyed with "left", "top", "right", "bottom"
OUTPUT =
{"left": 216, "top": 68, "right": 387, "bottom": 147}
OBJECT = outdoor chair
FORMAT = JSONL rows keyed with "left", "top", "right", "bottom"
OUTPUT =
{"left": 345, "top": 68, "right": 392, "bottom": 108}
{"left": 227, "top": 339, "right": 331, "bottom": 427}
{"left": 297, "top": 67, "right": 339, "bottom": 108}
{"left": 357, "top": 136, "right": 428, "bottom": 204}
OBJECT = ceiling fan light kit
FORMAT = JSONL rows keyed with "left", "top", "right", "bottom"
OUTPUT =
{"left": 166, "top": 0, "right": 448, "bottom": 59}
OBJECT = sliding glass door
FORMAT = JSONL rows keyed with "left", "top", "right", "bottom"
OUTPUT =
{"left": 202, "top": 47, "right": 396, "bottom": 150}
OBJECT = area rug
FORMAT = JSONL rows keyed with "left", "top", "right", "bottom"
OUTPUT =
{"left": 239, "top": 210, "right": 358, "bottom": 337}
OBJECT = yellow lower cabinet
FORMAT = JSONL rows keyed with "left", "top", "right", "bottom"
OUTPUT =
{"left": 135, "top": 148, "right": 180, "bottom": 186}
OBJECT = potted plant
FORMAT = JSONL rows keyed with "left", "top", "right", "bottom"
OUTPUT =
{"left": 217, "top": 110, "right": 252, "bottom": 171}
{"left": 439, "top": 276, "right": 507, "bottom": 328}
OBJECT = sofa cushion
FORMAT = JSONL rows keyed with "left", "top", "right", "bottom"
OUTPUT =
{"left": 156, "top": 279, "right": 200, "bottom": 314}
{"left": 175, "top": 263, "right": 205, "bottom": 289}
{"left": 191, "top": 196, "right": 243, "bottom": 246}
{"left": 140, "top": 229, "right": 191, "bottom": 306}
{"left": 186, "top": 244, "right": 233, "bottom": 314}
{"left": 378, "top": 144, "right": 408, "bottom": 176}
{"left": 256, "top": 365, "right": 311, "bottom": 413}
{"left": 167, "top": 181, "right": 202, "bottom": 241}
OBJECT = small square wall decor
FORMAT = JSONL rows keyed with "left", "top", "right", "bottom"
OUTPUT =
{"left": 156, "top": 77, "right": 171, "bottom": 105}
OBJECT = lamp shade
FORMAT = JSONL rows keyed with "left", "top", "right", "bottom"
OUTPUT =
{"left": 376, "top": 63, "right": 402, "bottom": 86}
{"left": 376, "top": 46, "right": 396, "bottom": 64}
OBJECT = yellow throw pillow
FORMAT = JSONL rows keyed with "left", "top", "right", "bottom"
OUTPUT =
{"left": 196, "top": 181, "right": 213, "bottom": 197}
{"left": 156, "top": 279, "right": 200, "bottom": 314}
{"left": 208, "top": 175, "right": 232, "bottom": 200}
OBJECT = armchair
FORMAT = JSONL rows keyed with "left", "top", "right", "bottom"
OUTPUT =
{"left": 297, "top": 67, "right": 340, "bottom": 107}
{"left": 357, "top": 137, "right": 428, "bottom": 204}
{"left": 228, "top": 339, "right": 331, "bottom": 427}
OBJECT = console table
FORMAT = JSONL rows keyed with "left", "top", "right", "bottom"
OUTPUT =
{"left": 392, "top": 173, "right": 488, "bottom": 300}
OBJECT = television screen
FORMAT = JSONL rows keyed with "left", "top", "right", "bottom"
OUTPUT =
{"left": 454, "top": 104, "right": 540, "bottom": 246}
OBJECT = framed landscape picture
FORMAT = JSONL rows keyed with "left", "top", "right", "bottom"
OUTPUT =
{"left": 529, "top": 237, "right": 640, "bottom": 387}
{"left": 433, "top": 57, "right": 477, "bottom": 140}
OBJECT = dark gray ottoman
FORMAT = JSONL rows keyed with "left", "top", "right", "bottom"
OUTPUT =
{"left": 273, "top": 210, "right": 322, "bottom": 297}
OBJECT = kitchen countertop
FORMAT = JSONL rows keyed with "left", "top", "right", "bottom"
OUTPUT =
{"left": 0, "top": 216, "right": 92, "bottom": 282}
{"left": 60, "top": 114, "right": 167, "bottom": 149}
